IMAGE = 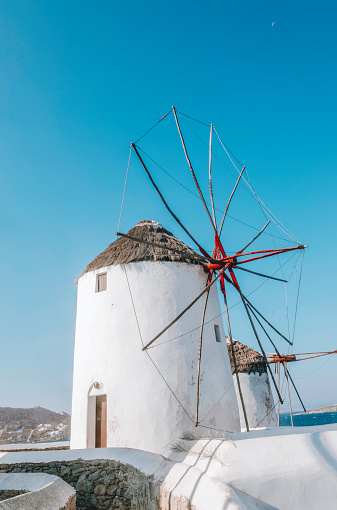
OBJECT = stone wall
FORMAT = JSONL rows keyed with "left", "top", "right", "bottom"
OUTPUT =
{"left": 0, "top": 459, "right": 159, "bottom": 510}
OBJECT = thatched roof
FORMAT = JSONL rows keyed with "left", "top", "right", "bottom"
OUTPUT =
{"left": 227, "top": 339, "right": 267, "bottom": 375}
{"left": 80, "top": 220, "right": 206, "bottom": 277}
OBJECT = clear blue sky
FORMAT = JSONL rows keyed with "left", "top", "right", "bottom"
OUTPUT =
{"left": 0, "top": 0, "right": 336, "bottom": 413}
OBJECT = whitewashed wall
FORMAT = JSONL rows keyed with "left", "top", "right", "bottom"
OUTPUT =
{"left": 234, "top": 371, "right": 277, "bottom": 429}
{"left": 70, "top": 261, "right": 240, "bottom": 454}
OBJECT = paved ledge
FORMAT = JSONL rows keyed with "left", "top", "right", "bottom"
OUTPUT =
{"left": 0, "top": 473, "right": 75, "bottom": 509}
{"left": 0, "top": 442, "right": 70, "bottom": 453}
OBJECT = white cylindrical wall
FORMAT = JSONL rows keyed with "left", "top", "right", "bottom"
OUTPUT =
{"left": 70, "top": 261, "right": 240, "bottom": 454}
{"left": 234, "top": 372, "right": 277, "bottom": 429}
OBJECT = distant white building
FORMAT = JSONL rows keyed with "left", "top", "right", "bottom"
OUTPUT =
{"left": 70, "top": 220, "right": 240, "bottom": 454}
{"left": 227, "top": 339, "right": 277, "bottom": 429}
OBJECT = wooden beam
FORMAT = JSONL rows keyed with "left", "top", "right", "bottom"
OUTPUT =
{"left": 235, "top": 266, "right": 287, "bottom": 283}
{"left": 208, "top": 124, "right": 217, "bottom": 230}
{"left": 219, "top": 166, "right": 246, "bottom": 236}
{"left": 237, "top": 221, "right": 270, "bottom": 254}
{"left": 116, "top": 232, "right": 208, "bottom": 263}
{"left": 287, "top": 369, "right": 306, "bottom": 412}
{"left": 243, "top": 296, "right": 292, "bottom": 345}
{"left": 283, "top": 362, "right": 294, "bottom": 426}
{"left": 223, "top": 281, "right": 250, "bottom": 432}
{"left": 131, "top": 143, "right": 211, "bottom": 260}
{"left": 142, "top": 266, "right": 228, "bottom": 351}
{"left": 194, "top": 284, "right": 211, "bottom": 426}
{"left": 172, "top": 106, "right": 217, "bottom": 234}
{"left": 240, "top": 292, "right": 284, "bottom": 404}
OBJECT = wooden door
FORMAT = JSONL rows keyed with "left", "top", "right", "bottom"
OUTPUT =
{"left": 95, "top": 395, "right": 107, "bottom": 448}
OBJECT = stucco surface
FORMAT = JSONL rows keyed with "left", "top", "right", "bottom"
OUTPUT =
{"left": 173, "top": 423, "right": 337, "bottom": 510}
{"left": 2, "top": 426, "right": 337, "bottom": 509}
{"left": 234, "top": 372, "right": 277, "bottom": 429}
{"left": 71, "top": 261, "right": 240, "bottom": 454}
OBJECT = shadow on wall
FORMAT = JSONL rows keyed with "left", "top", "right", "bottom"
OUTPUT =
{"left": 231, "top": 488, "right": 279, "bottom": 510}
{"left": 310, "top": 432, "right": 337, "bottom": 474}
{"left": 166, "top": 438, "right": 235, "bottom": 508}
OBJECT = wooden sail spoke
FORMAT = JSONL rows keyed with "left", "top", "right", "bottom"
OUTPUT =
{"left": 286, "top": 368, "right": 306, "bottom": 412}
{"left": 277, "top": 362, "right": 281, "bottom": 426}
{"left": 142, "top": 266, "right": 228, "bottom": 351}
{"left": 205, "top": 244, "right": 306, "bottom": 271}
{"left": 194, "top": 281, "right": 212, "bottom": 426}
{"left": 237, "top": 221, "right": 271, "bottom": 254}
{"left": 283, "top": 361, "right": 294, "bottom": 426}
{"left": 246, "top": 301, "right": 307, "bottom": 411}
{"left": 243, "top": 296, "right": 292, "bottom": 345}
{"left": 219, "top": 166, "right": 246, "bottom": 236}
{"left": 235, "top": 266, "right": 287, "bottom": 283}
{"left": 248, "top": 312, "right": 306, "bottom": 413}
{"left": 239, "top": 292, "right": 284, "bottom": 404}
{"left": 235, "top": 245, "right": 306, "bottom": 266}
{"left": 131, "top": 143, "right": 211, "bottom": 260}
{"left": 208, "top": 124, "right": 217, "bottom": 230}
{"left": 222, "top": 280, "right": 250, "bottom": 432}
{"left": 172, "top": 106, "right": 217, "bottom": 234}
{"left": 116, "top": 232, "right": 210, "bottom": 263}
{"left": 246, "top": 303, "right": 280, "bottom": 354}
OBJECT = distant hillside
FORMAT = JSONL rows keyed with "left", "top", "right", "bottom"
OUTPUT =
{"left": 296, "top": 404, "right": 337, "bottom": 416}
{"left": 0, "top": 406, "right": 70, "bottom": 444}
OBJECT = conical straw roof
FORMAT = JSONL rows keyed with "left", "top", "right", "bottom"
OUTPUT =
{"left": 227, "top": 339, "right": 267, "bottom": 375}
{"left": 79, "top": 220, "right": 205, "bottom": 278}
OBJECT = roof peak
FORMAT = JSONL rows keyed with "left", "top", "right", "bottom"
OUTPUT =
{"left": 79, "top": 220, "right": 205, "bottom": 278}
{"left": 136, "top": 220, "right": 163, "bottom": 227}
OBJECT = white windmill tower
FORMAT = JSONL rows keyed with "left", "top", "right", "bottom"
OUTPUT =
{"left": 227, "top": 339, "right": 277, "bottom": 429}
{"left": 70, "top": 220, "right": 241, "bottom": 454}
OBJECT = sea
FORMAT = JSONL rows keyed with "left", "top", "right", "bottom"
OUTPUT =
{"left": 280, "top": 411, "right": 337, "bottom": 427}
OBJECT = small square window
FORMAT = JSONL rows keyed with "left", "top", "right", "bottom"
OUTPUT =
{"left": 214, "top": 324, "right": 221, "bottom": 343}
{"left": 96, "top": 273, "right": 107, "bottom": 293}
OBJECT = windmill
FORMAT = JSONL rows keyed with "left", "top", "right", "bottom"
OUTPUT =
{"left": 117, "top": 106, "right": 307, "bottom": 432}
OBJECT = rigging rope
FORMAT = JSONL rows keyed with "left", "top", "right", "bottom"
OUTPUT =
{"left": 278, "top": 250, "right": 303, "bottom": 349}
{"left": 252, "top": 401, "right": 279, "bottom": 430}
{"left": 117, "top": 147, "right": 132, "bottom": 233}
{"left": 294, "top": 354, "right": 335, "bottom": 379}
{"left": 134, "top": 109, "right": 172, "bottom": 144}
{"left": 293, "top": 351, "right": 337, "bottom": 362}
{"left": 198, "top": 379, "right": 235, "bottom": 426}
{"left": 292, "top": 252, "right": 304, "bottom": 344}
{"left": 267, "top": 251, "right": 302, "bottom": 321}
{"left": 176, "top": 109, "right": 210, "bottom": 127}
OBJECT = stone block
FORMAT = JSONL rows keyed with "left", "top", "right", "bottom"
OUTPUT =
{"left": 107, "top": 484, "right": 119, "bottom": 496}
{"left": 88, "top": 471, "right": 101, "bottom": 481}
{"left": 94, "top": 483, "right": 106, "bottom": 496}
{"left": 60, "top": 465, "right": 71, "bottom": 477}
{"left": 72, "top": 467, "right": 85, "bottom": 476}
{"left": 76, "top": 474, "right": 94, "bottom": 493}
